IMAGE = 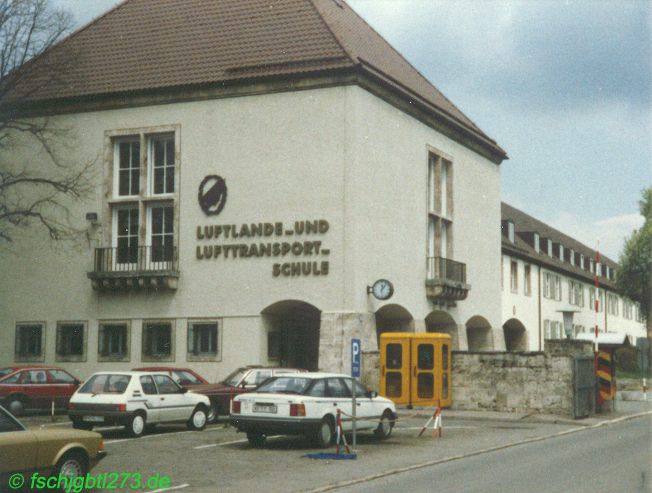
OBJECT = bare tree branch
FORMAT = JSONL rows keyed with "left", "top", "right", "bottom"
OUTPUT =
{"left": 0, "top": 0, "right": 92, "bottom": 249}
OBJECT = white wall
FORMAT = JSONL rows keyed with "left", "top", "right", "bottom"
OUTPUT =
{"left": 0, "top": 84, "right": 503, "bottom": 378}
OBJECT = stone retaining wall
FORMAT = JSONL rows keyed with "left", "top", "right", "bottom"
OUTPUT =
{"left": 451, "top": 351, "right": 574, "bottom": 415}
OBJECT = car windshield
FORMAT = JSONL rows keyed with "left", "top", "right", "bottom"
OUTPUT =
{"left": 222, "top": 368, "right": 247, "bottom": 386}
{"left": 173, "top": 370, "right": 202, "bottom": 385}
{"left": 255, "top": 377, "right": 311, "bottom": 395}
{"left": 79, "top": 374, "right": 131, "bottom": 394}
{"left": 0, "top": 407, "right": 24, "bottom": 432}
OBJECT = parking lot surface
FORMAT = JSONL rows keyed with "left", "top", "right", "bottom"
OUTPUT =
{"left": 18, "top": 409, "right": 616, "bottom": 493}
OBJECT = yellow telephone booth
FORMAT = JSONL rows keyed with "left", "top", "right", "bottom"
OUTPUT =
{"left": 379, "top": 332, "right": 452, "bottom": 408}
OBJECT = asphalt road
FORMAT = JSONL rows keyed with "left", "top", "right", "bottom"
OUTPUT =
{"left": 340, "top": 415, "right": 652, "bottom": 493}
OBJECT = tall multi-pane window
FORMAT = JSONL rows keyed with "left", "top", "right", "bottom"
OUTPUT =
{"left": 150, "top": 205, "right": 174, "bottom": 262}
{"left": 111, "top": 130, "right": 177, "bottom": 269}
{"left": 510, "top": 261, "right": 518, "bottom": 293}
{"left": 150, "top": 135, "right": 175, "bottom": 195}
{"left": 569, "top": 280, "right": 584, "bottom": 307}
{"left": 427, "top": 151, "right": 453, "bottom": 276}
{"left": 524, "top": 265, "right": 532, "bottom": 296}
{"left": 116, "top": 139, "right": 140, "bottom": 197}
{"left": 607, "top": 293, "right": 619, "bottom": 316}
{"left": 115, "top": 207, "right": 139, "bottom": 264}
{"left": 534, "top": 233, "right": 540, "bottom": 253}
{"left": 544, "top": 272, "right": 562, "bottom": 301}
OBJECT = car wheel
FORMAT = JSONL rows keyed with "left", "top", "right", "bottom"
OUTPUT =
{"left": 7, "top": 397, "right": 25, "bottom": 417}
{"left": 72, "top": 419, "right": 93, "bottom": 431}
{"left": 126, "top": 412, "right": 146, "bottom": 437}
{"left": 207, "top": 401, "right": 219, "bottom": 423}
{"left": 187, "top": 406, "right": 208, "bottom": 431}
{"left": 374, "top": 410, "right": 394, "bottom": 439}
{"left": 313, "top": 416, "right": 334, "bottom": 448}
{"left": 247, "top": 432, "right": 266, "bottom": 448}
{"left": 54, "top": 450, "right": 88, "bottom": 482}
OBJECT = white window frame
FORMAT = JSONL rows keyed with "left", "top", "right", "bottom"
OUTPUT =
{"left": 147, "top": 133, "right": 176, "bottom": 196}
{"left": 112, "top": 136, "right": 141, "bottom": 199}
{"left": 112, "top": 204, "right": 140, "bottom": 268}
{"left": 146, "top": 203, "right": 174, "bottom": 269}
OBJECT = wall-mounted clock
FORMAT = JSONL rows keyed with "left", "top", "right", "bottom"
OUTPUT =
{"left": 369, "top": 279, "right": 394, "bottom": 300}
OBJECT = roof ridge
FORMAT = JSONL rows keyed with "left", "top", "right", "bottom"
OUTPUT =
{"left": 306, "top": 0, "right": 357, "bottom": 65}
{"left": 502, "top": 202, "right": 617, "bottom": 265}
{"left": 333, "top": 0, "right": 491, "bottom": 140}
{"left": 50, "top": 0, "right": 131, "bottom": 53}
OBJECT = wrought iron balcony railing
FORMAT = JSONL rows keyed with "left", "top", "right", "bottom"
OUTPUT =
{"left": 88, "top": 246, "right": 179, "bottom": 290}
{"left": 426, "top": 256, "right": 469, "bottom": 302}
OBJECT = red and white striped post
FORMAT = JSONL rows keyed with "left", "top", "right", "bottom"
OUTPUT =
{"left": 594, "top": 246, "right": 602, "bottom": 407}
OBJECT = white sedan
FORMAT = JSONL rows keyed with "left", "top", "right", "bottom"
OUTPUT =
{"left": 230, "top": 372, "right": 398, "bottom": 447}
{"left": 68, "top": 371, "right": 210, "bottom": 437}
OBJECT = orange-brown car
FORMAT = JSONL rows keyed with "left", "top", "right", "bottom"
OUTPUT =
{"left": 0, "top": 405, "right": 106, "bottom": 489}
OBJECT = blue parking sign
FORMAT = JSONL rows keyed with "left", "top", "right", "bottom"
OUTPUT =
{"left": 351, "top": 338, "right": 361, "bottom": 378}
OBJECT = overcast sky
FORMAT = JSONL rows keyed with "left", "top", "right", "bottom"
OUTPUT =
{"left": 53, "top": 0, "right": 651, "bottom": 260}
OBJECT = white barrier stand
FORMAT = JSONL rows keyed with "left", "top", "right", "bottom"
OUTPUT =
{"left": 643, "top": 378, "right": 648, "bottom": 401}
{"left": 418, "top": 405, "right": 442, "bottom": 438}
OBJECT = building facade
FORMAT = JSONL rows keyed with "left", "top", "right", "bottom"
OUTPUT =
{"left": 0, "top": 0, "right": 507, "bottom": 382}
{"left": 500, "top": 203, "right": 646, "bottom": 352}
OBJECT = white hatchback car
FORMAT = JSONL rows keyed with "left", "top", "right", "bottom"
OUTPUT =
{"left": 68, "top": 371, "right": 210, "bottom": 437}
{"left": 230, "top": 372, "right": 398, "bottom": 447}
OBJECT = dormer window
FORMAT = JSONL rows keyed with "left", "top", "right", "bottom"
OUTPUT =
{"left": 590, "top": 259, "right": 594, "bottom": 273}
{"left": 534, "top": 233, "right": 540, "bottom": 253}
{"left": 597, "top": 262, "right": 602, "bottom": 277}
{"left": 570, "top": 249, "right": 575, "bottom": 266}
{"left": 580, "top": 254, "right": 585, "bottom": 269}
{"left": 508, "top": 221, "right": 515, "bottom": 243}
{"left": 605, "top": 265, "right": 610, "bottom": 279}
{"left": 559, "top": 244, "right": 564, "bottom": 261}
{"left": 547, "top": 239, "right": 553, "bottom": 257}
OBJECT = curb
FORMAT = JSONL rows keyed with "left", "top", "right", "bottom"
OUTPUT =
{"left": 306, "top": 410, "right": 652, "bottom": 493}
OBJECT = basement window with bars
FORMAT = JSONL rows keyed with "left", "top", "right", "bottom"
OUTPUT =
{"left": 15, "top": 323, "right": 44, "bottom": 360}
{"left": 56, "top": 322, "right": 86, "bottom": 361}
{"left": 188, "top": 321, "right": 220, "bottom": 361}
{"left": 98, "top": 322, "right": 129, "bottom": 361}
{"left": 143, "top": 321, "right": 173, "bottom": 360}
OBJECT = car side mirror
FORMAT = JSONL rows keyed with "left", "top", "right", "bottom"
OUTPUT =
{"left": 180, "top": 387, "right": 188, "bottom": 394}
{"left": 369, "top": 391, "right": 378, "bottom": 399}
{"left": 74, "top": 379, "right": 81, "bottom": 385}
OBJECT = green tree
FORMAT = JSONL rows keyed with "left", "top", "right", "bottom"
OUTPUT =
{"left": 617, "top": 187, "right": 652, "bottom": 372}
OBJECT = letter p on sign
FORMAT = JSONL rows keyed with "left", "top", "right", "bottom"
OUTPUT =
{"left": 351, "top": 338, "right": 361, "bottom": 378}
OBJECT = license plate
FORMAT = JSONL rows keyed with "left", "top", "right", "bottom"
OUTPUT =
{"left": 253, "top": 403, "right": 277, "bottom": 414}
{"left": 83, "top": 416, "right": 104, "bottom": 423}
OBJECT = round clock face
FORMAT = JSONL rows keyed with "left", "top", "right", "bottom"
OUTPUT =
{"left": 372, "top": 279, "right": 394, "bottom": 300}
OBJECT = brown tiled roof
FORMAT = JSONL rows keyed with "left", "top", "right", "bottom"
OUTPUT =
{"left": 501, "top": 202, "right": 618, "bottom": 289}
{"left": 8, "top": 0, "right": 505, "bottom": 160}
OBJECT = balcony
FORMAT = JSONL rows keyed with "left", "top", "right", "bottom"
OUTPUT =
{"left": 88, "top": 246, "right": 179, "bottom": 291}
{"left": 425, "top": 256, "right": 470, "bottom": 302}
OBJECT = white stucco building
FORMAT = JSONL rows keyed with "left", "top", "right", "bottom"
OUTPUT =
{"left": 0, "top": 0, "right": 507, "bottom": 381}
{"left": 500, "top": 203, "right": 646, "bottom": 352}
